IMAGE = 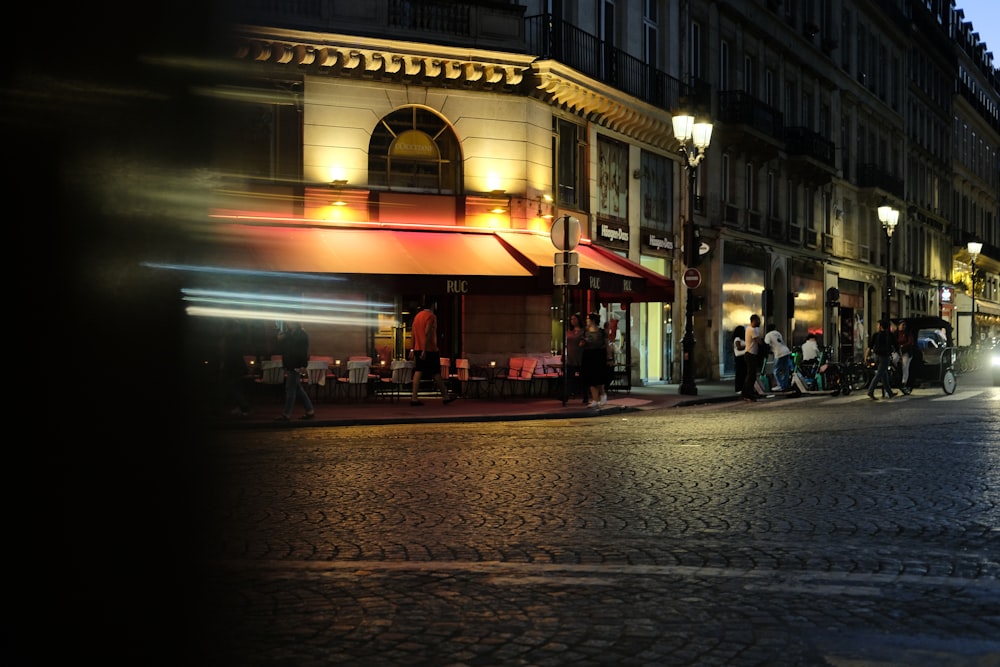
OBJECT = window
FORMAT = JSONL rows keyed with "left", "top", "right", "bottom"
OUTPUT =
{"left": 643, "top": 0, "right": 658, "bottom": 67}
{"left": 765, "top": 69, "right": 775, "bottom": 107}
{"left": 554, "top": 117, "right": 587, "bottom": 209}
{"left": 597, "top": 136, "right": 628, "bottom": 219}
{"left": 368, "top": 106, "right": 462, "bottom": 193}
{"left": 639, "top": 150, "right": 673, "bottom": 234}
{"left": 787, "top": 179, "right": 798, "bottom": 225}
{"left": 745, "top": 163, "right": 757, "bottom": 211}
{"left": 720, "top": 40, "right": 730, "bottom": 91}
{"left": 744, "top": 55, "right": 756, "bottom": 96}
{"left": 602, "top": 0, "right": 617, "bottom": 47}
{"left": 212, "top": 78, "right": 303, "bottom": 185}
{"left": 767, "top": 171, "right": 778, "bottom": 218}
{"left": 690, "top": 21, "right": 702, "bottom": 79}
{"left": 721, "top": 153, "right": 732, "bottom": 203}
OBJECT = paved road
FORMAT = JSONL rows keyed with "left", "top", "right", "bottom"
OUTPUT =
{"left": 191, "top": 378, "right": 1000, "bottom": 666}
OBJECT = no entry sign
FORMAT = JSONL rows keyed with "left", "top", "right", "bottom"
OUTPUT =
{"left": 683, "top": 268, "right": 702, "bottom": 289}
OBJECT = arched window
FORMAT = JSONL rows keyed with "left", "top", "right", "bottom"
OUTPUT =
{"left": 368, "top": 106, "right": 461, "bottom": 193}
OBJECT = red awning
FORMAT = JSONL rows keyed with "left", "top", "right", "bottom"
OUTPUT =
{"left": 189, "top": 223, "right": 546, "bottom": 294}
{"left": 585, "top": 243, "right": 674, "bottom": 302}
{"left": 183, "top": 222, "right": 672, "bottom": 301}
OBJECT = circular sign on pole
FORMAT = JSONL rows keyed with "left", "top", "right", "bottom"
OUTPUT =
{"left": 550, "top": 216, "right": 581, "bottom": 250}
{"left": 683, "top": 268, "right": 702, "bottom": 289}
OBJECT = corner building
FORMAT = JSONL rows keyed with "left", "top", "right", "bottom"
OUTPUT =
{"left": 198, "top": 0, "right": 997, "bottom": 384}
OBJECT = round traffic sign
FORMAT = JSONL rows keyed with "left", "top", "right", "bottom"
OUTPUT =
{"left": 550, "top": 216, "right": 581, "bottom": 250}
{"left": 683, "top": 268, "right": 702, "bottom": 289}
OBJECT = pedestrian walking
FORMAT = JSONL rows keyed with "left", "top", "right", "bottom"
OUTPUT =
{"left": 409, "top": 301, "right": 455, "bottom": 406}
{"left": 274, "top": 321, "right": 315, "bottom": 421}
{"left": 742, "top": 314, "right": 765, "bottom": 401}
{"left": 866, "top": 319, "right": 898, "bottom": 400}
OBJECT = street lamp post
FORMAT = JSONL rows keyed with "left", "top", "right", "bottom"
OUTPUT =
{"left": 877, "top": 201, "right": 899, "bottom": 321}
{"left": 968, "top": 240, "right": 982, "bottom": 348}
{"left": 672, "top": 112, "right": 712, "bottom": 396}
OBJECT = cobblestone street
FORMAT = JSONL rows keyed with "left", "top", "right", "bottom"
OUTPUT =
{"left": 195, "top": 386, "right": 1000, "bottom": 666}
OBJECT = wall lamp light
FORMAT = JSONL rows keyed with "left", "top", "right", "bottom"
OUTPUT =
{"left": 330, "top": 179, "right": 349, "bottom": 206}
{"left": 537, "top": 194, "right": 554, "bottom": 220}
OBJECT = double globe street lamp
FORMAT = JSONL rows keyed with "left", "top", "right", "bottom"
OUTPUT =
{"left": 877, "top": 201, "right": 900, "bottom": 321}
{"left": 672, "top": 111, "right": 713, "bottom": 396}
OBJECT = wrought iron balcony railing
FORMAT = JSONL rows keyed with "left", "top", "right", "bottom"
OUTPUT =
{"left": 525, "top": 13, "right": 694, "bottom": 113}
{"left": 717, "top": 91, "right": 783, "bottom": 138}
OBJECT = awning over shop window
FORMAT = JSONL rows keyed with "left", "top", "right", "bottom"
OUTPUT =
{"left": 182, "top": 222, "right": 672, "bottom": 301}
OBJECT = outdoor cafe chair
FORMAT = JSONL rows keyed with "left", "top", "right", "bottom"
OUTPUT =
{"left": 255, "top": 359, "right": 285, "bottom": 402}
{"left": 341, "top": 358, "right": 372, "bottom": 400}
{"left": 305, "top": 359, "right": 330, "bottom": 401}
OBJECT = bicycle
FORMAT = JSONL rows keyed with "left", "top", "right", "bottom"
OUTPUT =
{"left": 793, "top": 345, "right": 853, "bottom": 395}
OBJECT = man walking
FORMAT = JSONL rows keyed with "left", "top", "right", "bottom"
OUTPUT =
{"left": 410, "top": 301, "right": 456, "bottom": 407}
{"left": 275, "top": 321, "right": 315, "bottom": 421}
{"left": 866, "top": 319, "right": 898, "bottom": 400}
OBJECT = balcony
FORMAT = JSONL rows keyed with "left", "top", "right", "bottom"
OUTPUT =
{"left": 788, "top": 224, "right": 802, "bottom": 244}
{"left": 230, "top": 0, "right": 526, "bottom": 51}
{"left": 766, "top": 217, "right": 785, "bottom": 241}
{"left": 524, "top": 14, "right": 690, "bottom": 114}
{"left": 784, "top": 127, "right": 837, "bottom": 185}
{"left": 856, "top": 163, "right": 904, "bottom": 199}
{"left": 716, "top": 91, "right": 784, "bottom": 161}
{"left": 722, "top": 204, "right": 742, "bottom": 228}
{"left": 822, "top": 233, "right": 835, "bottom": 252}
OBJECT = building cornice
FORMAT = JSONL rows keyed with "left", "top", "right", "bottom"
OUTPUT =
{"left": 231, "top": 26, "right": 678, "bottom": 152}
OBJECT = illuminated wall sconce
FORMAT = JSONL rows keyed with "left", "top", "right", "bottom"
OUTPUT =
{"left": 488, "top": 189, "right": 508, "bottom": 214}
{"left": 536, "top": 194, "right": 554, "bottom": 220}
{"left": 330, "top": 179, "right": 349, "bottom": 206}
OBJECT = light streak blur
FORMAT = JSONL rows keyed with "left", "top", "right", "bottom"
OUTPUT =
{"left": 143, "top": 261, "right": 394, "bottom": 326}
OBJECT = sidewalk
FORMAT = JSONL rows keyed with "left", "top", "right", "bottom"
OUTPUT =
{"left": 217, "top": 378, "right": 744, "bottom": 429}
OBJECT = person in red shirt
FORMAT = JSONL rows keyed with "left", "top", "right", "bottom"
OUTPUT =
{"left": 410, "top": 302, "right": 456, "bottom": 407}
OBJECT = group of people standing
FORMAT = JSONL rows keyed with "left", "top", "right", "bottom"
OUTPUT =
{"left": 735, "top": 314, "right": 793, "bottom": 401}
{"left": 732, "top": 313, "right": 918, "bottom": 402}
{"left": 565, "top": 311, "right": 614, "bottom": 409}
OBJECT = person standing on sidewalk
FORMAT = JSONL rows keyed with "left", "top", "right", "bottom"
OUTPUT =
{"left": 581, "top": 312, "right": 611, "bottom": 409}
{"left": 733, "top": 325, "right": 747, "bottom": 393}
{"left": 409, "top": 301, "right": 455, "bottom": 407}
{"left": 866, "top": 319, "right": 898, "bottom": 400}
{"left": 895, "top": 319, "right": 916, "bottom": 394}
{"left": 275, "top": 321, "right": 315, "bottom": 421}
{"left": 741, "top": 314, "right": 765, "bottom": 401}
{"left": 565, "top": 312, "right": 586, "bottom": 404}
